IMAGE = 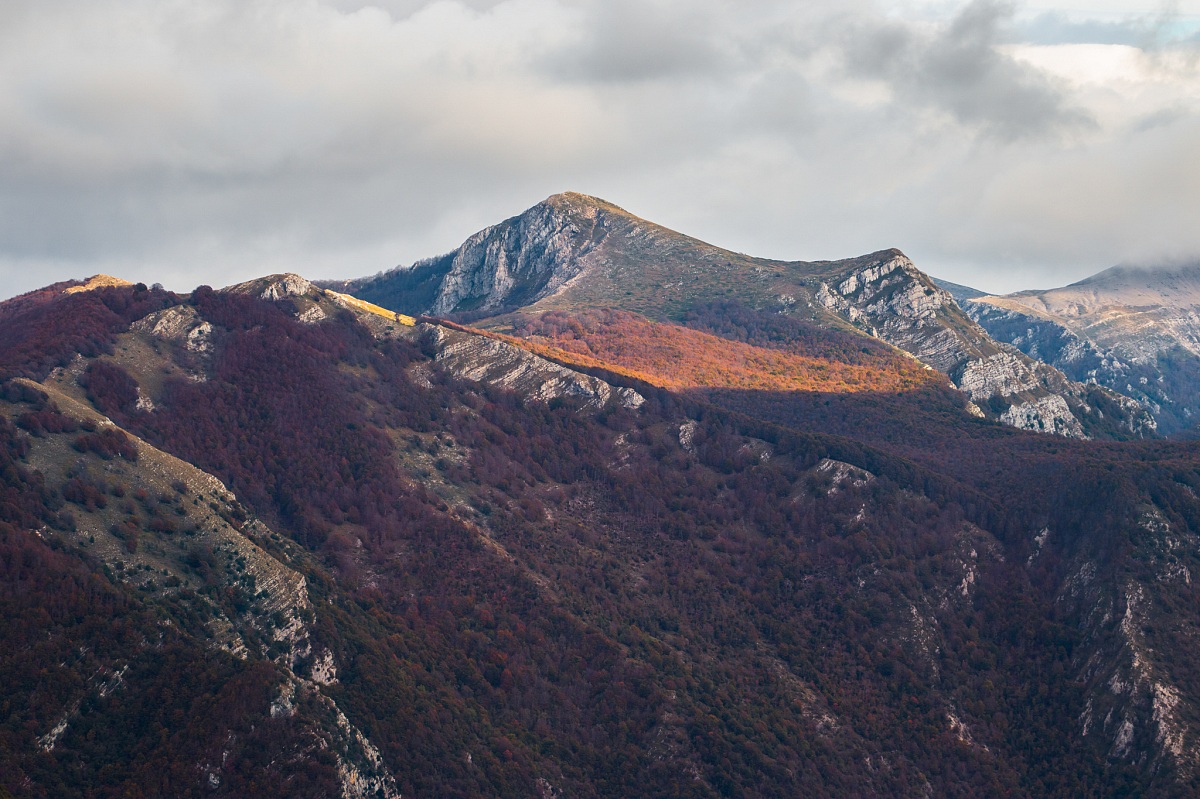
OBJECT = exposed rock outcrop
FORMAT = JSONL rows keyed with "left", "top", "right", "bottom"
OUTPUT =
{"left": 132, "top": 306, "right": 214, "bottom": 354}
{"left": 324, "top": 192, "right": 789, "bottom": 322}
{"left": 1000, "top": 394, "right": 1083, "bottom": 438}
{"left": 816, "top": 251, "right": 1155, "bottom": 439}
{"left": 948, "top": 265, "right": 1200, "bottom": 435}
{"left": 1054, "top": 503, "right": 1200, "bottom": 779}
{"left": 813, "top": 458, "right": 875, "bottom": 494}
{"left": 224, "top": 272, "right": 314, "bottom": 301}
{"left": 426, "top": 196, "right": 606, "bottom": 315}
{"left": 424, "top": 323, "right": 644, "bottom": 411}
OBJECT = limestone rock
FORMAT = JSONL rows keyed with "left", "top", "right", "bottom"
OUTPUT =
{"left": 999, "top": 395, "right": 1084, "bottom": 438}
{"left": 426, "top": 324, "right": 643, "bottom": 411}
{"left": 957, "top": 276, "right": 1200, "bottom": 435}
{"left": 429, "top": 198, "right": 603, "bottom": 315}
{"left": 814, "top": 458, "right": 875, "bottom": 494}
{"left": 818, "top": 251, "right": 1155, "bottom": 439}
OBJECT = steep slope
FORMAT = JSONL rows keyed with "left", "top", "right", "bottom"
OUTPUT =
{"left": 332, "top": 193, "right": 1152, "bottom": 439}
{"left": 948, "top": 261, "right": 1200, "bottom": 436}
{"left": 0, "top": 379, "right": 397, "bottom": 798}
{"left": 810, "top": 251, "right": 1152, "bottom": 439}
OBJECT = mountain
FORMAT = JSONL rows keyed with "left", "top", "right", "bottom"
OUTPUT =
{"left": 4, "top": 245, "right": 1200, "bottom": 794}
{"left": 329, "top": 193, "right": 1153, "bottom": 440}
{"left": 944, "top": 261, "right": 1200, "bottom": 436}
{"left": 934, "top": 278, "right": 988, "bottom": 304}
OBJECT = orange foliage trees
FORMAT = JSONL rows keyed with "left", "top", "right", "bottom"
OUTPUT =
{"left": 506, "top": 308, "right": 933, "bottom": 395}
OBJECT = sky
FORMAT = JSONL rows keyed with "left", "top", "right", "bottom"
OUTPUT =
{"left": 0, "top": 0, "right": 1198, "bottom": 299}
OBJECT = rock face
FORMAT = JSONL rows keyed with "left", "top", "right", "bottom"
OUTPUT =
{"left": 813, "top": 458, "right": 875, "bottom": 494}
{"left": 423, "top": 323, "right": 644, "bottom": 411}
{"left": 945, "top": 262, "right": 1200, "bottom": 435}
{"left": 816, "top": 251, "right": 1154, "bottom": 439}
{"left": 132, "top": 306, "right": 214, "bottom": 354}
{"left": 1000, "top": 394, "right": 1082, "bottom": 438}
{"left": 224, "top": 273, "right": 314, "bottom": 301}
{"left": 1052, "top": 505, "right": 1200, "bottom": 779}
{"left": 425, "top": 197, "right": 605, "bottom": 315}
{"left": 324, "top": 192, "right": 788, "bottom": 322}
{"left": 956, "top": 352, "right": 1043, "bottom": 400}
{"left": 326, "top": 194, "right": 615, "bottom": 318}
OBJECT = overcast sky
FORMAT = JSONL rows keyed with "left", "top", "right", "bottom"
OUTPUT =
{"left": 1, "top": 0, "right": 1198, "bottom": 299}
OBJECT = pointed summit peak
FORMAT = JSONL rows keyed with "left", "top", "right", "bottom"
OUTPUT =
{"left": 541, "top": 190, "right": 600, "bottom": 206}
{"left": 877, "top": 247, "right": 912, "bottom": 262}
{"left": 839, "top": 248, "right": 914, "bottom": 268}
{"left": 536, "top": 191, "right": 640, "bottom": 222}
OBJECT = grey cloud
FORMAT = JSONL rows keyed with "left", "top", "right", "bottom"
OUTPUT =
{"left": 838, "top": 0, "right": 1094, "bottom": 140}
{"left": 325, "top": 0, "right": 512, "bottom": 20}
{"left": 543, "top": 0, "right": 734, "bottom": 83}
{"left": 0, "top": 0, "right": 1197, "bottom": 301}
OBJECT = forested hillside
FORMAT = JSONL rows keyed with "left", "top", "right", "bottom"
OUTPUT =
{"left": 2, "top": 271, "right": 1200, "bottom": 797}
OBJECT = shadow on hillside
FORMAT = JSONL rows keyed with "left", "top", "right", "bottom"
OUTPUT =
{"left": 695, "top": 383, "right": 1199, "bottom": 542}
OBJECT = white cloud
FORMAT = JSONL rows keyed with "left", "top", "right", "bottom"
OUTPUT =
{"left": 0, "top": 0, "right": 1198, "bottom": 299}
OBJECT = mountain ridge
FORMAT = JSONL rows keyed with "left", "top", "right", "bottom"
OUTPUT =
{"left": 951, "top": 260, "right": 1200, "bottom": 435}
{"left": 330, "top": 192, "right": 1153, "bottom": 440}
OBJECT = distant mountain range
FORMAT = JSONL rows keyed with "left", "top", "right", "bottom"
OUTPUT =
{"left": 5, "top": 195, "right": 1200, "bottom": 797}
{"left": 937, "top": 260, "right": 1200, "bottom": 436}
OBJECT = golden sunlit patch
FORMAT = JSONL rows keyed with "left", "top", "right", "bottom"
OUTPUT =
{"left": 63, "top": 275, "right": 134, "bottom": 294}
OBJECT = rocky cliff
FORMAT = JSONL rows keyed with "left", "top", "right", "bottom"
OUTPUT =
{"left": 327, "top": 193, "right": 621, "bottom": 318}
{"left": 800, "top": 250, "right": 1154, "bottom": 439}
{"left": 420, "top": 323, "right": 644, "bottom": 411}
{"left": 945, "top": 261, "right": 1200, "bottom": 435}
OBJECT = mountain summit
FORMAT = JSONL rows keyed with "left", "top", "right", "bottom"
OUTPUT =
{"left": 1050, "top": 260, "right": 1200, "bottom": 310}
{"left": 327, "top": 191, "right": 795, "bottom": 320}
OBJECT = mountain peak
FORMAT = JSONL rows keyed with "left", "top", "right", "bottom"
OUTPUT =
{"left": 1066, "top": 259, "right": 1200, "bottom": 304}
{"left": 539, "top": 191, "right": 633, "bottom": 217}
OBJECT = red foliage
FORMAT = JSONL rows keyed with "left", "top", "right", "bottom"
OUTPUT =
{"left": 0, "top": 392, "right": 341, "bottom": 798}
{"left": 0, "top": 417, "right": 51, "bottom": 535}
{"left": 72, "top": 428, "right": 139, "bottom": 461}
{"left": 81, "top": 360, "right": 140, "bottom": 416}
{"left": 62, "top": 476, "right": 108, "bottom": 511}
{"left": 0, "top": 284, "right": 175, "bottom": 381}
{"left": 509, "top": 308, "right": 933, "bottom": 394}
{"left": 15, "top": 405, "right": 79, "bottom": 437}
{"left": 6, "top": 286, "right": 1200, "bottom": 797}
{"left": 136, "top": 290, "right": 452, "bottom": 554}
